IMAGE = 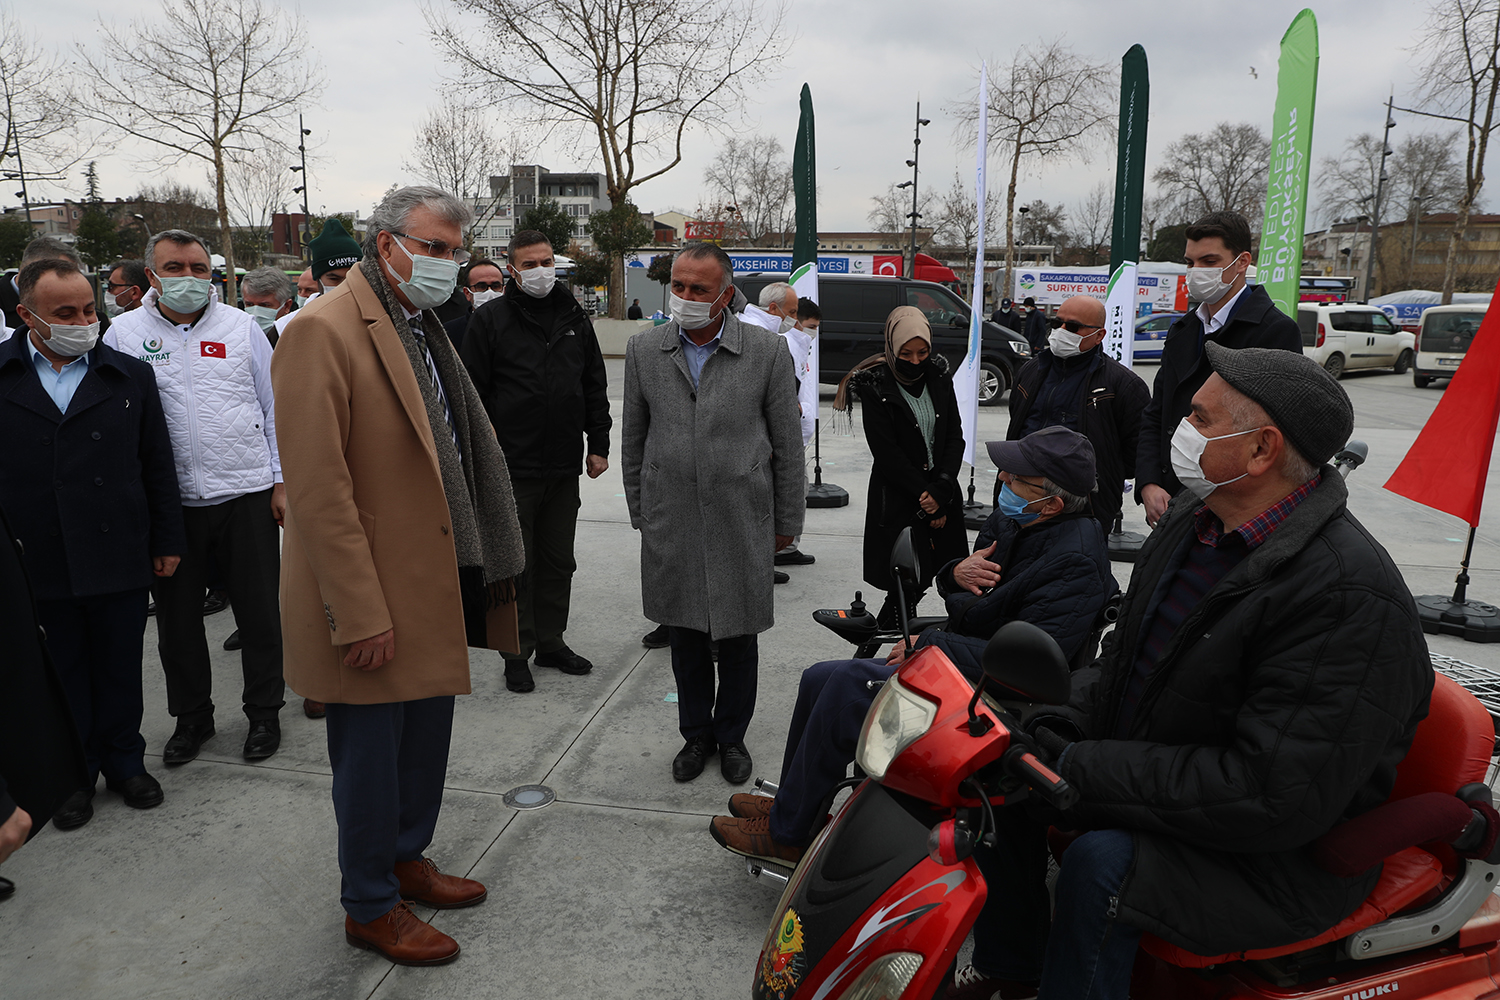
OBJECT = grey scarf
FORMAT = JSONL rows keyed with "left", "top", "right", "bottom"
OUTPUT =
{"left": 359, "top": 256, "right": 525, "bottom": 597}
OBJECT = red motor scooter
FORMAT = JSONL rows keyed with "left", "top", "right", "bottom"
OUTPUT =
{"left": 748, "top": 534, "right": 1500, "bottom": 1000}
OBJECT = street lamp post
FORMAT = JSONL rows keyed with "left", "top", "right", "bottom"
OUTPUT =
{"left": 289, "top": 114, "right": 313, "bottom": 257}
{"left": 1410, "top": 191, "right": 1430, "bottom": 272}
{"left": 903, "top": 102, "right": 930, "bottom": 278}
{"left": 1363, "top": 95, "right": 1396, "bottom": 301}
{"left": 3, "top": 123, "right": 33, "bottom": 226}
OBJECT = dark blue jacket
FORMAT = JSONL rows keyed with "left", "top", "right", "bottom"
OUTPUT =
{"left": 924, "top": 508, "right": 1115, "bottom": 676}
{"left": 0, "top": 332, "right": 185, "bottom": 601}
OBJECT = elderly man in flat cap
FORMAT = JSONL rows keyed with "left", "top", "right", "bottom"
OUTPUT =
{"left": 947, "top": 344, "right": 1433, "bottom": 1000}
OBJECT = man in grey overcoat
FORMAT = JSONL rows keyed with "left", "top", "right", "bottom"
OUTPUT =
{"left": 622, "top": 243, "right": 805, "bottom": 785}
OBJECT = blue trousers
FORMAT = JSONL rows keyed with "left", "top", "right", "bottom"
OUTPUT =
{"left": 769, "top": 658, "right": 890, "bottom": 845}
{"left": 669, "top": 628, "right": 758, "bottom": 744}
{"left": 36, "top": 588, "right": 150, "bottom": 785}
{"left": 973, "top": 826, "right": 1141, "bottom": 1000}
{"left": 325, "top": 696, "right": 455, "bottom": 923}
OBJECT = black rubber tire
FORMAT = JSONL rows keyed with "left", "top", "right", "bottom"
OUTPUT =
{"left": 1394, "top": 349, "right": 1414, "bottom": 375}
{"left": 1323, "top": 353, "right": 1346, "bottom": 379}
{"left": 1414, "top": 373, "right": 1433, "bottom": 388}
{"left": 978, "top": 362, "right": 1008, "bottom": 406}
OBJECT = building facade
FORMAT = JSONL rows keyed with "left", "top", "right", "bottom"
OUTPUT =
{"left": 465, "top": 165, "right": 611, "bottom": 261}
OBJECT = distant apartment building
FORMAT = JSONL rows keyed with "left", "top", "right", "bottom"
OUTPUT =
{"left": 1303, "top": 214, "right": 1500, "bottom": 297}
{"left": 2, "top": 202, "right": 82, "bottom": 239}
{"left": 465, "top": 165, "right": 611, "bottom": 260}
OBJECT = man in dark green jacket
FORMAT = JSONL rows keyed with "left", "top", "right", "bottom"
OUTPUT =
{"left": 955, "top": 343, "right": 1432, "bottom": 1000}
{"left": 459, "top": 230, "right": 612, "bottom": 694}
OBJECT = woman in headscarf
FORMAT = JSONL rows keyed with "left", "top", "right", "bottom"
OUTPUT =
{"left": 833, "top": 305, "right": 967, "bottom": 627}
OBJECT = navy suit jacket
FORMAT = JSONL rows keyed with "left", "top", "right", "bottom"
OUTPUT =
{"left": 0, "top": 332, "right": 185, "bottom": 600}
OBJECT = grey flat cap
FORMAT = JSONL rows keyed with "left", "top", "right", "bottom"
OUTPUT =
{"left": 1204, "top": 342, "right": 1353, "bottom": 466}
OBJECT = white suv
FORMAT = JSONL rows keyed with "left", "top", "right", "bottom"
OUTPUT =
{"left": 1295, "top": 304, "right": 1416, "bottom": 379}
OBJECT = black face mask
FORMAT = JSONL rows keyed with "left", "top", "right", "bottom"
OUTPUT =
{"left": 893, "top": 358, "right": 926, "bottom": 382}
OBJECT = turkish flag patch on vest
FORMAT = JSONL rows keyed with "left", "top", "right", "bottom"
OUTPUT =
{"left": 201, "top": 342, "right": 227, "bottom": 358}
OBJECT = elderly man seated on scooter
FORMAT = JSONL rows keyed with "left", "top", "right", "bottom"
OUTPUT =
{"left": 709, "top": 426, "right": 1116, "bottom": 865}
{"left": 946, "top": 343, "right": 1434, "bottom": 1000}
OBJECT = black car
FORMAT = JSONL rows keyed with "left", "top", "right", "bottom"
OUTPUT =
{"left": 734, "top": 273, "right": 1033, "bottom": 404}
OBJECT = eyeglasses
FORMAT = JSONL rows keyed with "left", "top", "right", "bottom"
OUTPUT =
{"left": 1048, "top": 317, "right": 1102, "bottom": 334}
{"left": 394, "top": 231, "right": 471, "bottom": 265}
{"left": 468, "top": 281, "right": 505, "bottom": 292}
{"left": 1010, "top": 476, "right": 1050, "bottom": 493}
{"left": 106, "top": 282, "right": 132, "bottom": 293}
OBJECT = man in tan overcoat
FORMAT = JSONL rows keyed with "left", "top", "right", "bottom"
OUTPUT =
{"left": 272, "top": 186, "right": 524, "bottom": 967}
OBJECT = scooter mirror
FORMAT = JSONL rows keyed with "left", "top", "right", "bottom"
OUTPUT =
{"left": 981, "top": 621, "right": 1072, "bottom": 705}
{"left": 889, "top": 526, "right": 921, "bottom": 588}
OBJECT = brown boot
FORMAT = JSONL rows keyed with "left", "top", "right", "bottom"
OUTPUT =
{"left": 728, "top": 793, "right": 775, "bottom": 820}
{"left": 303, "top": 699, "right": 326, "bottom": 719}
{"left": 344, "top": 901, "right": 459, "bottom": 966}
{"left": 709, "top": 815, "right": 805, "bottom": 865}
{"left": 395, "top": 856, "right": 487, "bottom": 909}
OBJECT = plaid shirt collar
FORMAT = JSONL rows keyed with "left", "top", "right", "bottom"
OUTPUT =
{"left": 1194, "top": 474, "right": 1322, "bottom": 550}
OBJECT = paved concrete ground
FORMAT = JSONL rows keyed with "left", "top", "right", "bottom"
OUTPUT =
{"left": 2, "top": 357, "right": 1497, "bottom": 1000}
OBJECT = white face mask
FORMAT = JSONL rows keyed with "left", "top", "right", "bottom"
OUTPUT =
{"left": 1169, "top": 417, "right": 1263, "bottom": 500}
{"left": 104, "top": 298, "right": 129, "bottom": 319}
{"left": 471, "top": 288, "right": 502, "bottom": 309}
{"left": 512, "top": 265, "right": 556, "bottom": 299}
{"left": 1047, "top": 327, "right": 1085, "bottom": 358}
{"left": 670, "top": 288, "right": 727, "bottom": 331}
{"left": 1185, "top": 254, "right": 1246, "bottom": 306}
{"left": 295, "top": 294, "right": 309, "bottom": 309}
{"left": 33, "top": 317, "right": 101, "bottom": 357}
{"left": 245, "top": 305, "right": 279, "bottom": 333}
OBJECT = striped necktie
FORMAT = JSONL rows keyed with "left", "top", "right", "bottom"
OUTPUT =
{"left": 411, "top": 322, "right": 461, "bottom": 461}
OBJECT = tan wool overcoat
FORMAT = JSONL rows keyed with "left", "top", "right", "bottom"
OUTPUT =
{"left": 271, "top": 266, "right": 473, "bottom": 704}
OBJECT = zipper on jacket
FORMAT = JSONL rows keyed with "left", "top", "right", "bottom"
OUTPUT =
{"left": 177, "top": 318, "right": 205, "bottom": 499}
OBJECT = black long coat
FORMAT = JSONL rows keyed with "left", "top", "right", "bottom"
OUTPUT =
{"left": 1135, "top": 284, "right": 1302, "bottom": 498}
{"left": 0, "top": 502, "right": 88, "bottom": 832}
{"left": 852, "top": 360, "right": 968, "bottom": 591}
{"left": 0, "top": 333, "right": 185, "bottom": 600}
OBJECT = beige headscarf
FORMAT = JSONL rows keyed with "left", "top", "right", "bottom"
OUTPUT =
{"left": 834, "top": 305, "right": 933, "bottom": 412}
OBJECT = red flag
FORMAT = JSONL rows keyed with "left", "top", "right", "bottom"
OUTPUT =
{"left": 201, "top": 341, "right": 226, "bottom": 358}
{"left": 1384, "top": 276, "right": 1500, "bottom": 526}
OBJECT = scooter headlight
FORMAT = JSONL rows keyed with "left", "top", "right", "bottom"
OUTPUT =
{"left": 840, "top": 951, "right": 924, "bottom": 999}
{"left": 855, "top": 674, "right": 938, "bottom": 780}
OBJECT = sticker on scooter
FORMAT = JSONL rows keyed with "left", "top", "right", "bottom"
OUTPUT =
{"left": 758, "top": 908, "right": 808, "bottom": 999}
{"left": 1344, "top": 982, "right": 1399, "bottom": 1000}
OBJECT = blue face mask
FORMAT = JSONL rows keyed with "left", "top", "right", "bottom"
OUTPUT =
{"left": 997, "top": 482, "right": 1056, "bottom": 526}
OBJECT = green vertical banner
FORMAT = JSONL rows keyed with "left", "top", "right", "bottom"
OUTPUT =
{"left": 791, "top": 83, "right": 818, "bottom": 306}
{"left": 1109, "top": 44, "right": 1149, "bottom": 272}
{"left": 1258, "top": 9, "right": 1319, "bottom": 316}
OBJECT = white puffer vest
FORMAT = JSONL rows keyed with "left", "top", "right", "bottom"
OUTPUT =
{"left": 106, "top": 300, "right": 275, "bottom": 501}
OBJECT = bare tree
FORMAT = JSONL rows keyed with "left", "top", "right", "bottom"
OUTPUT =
{"left": 1016, "top": 199, "right": 1069, "bottom": 246}
{"left": 952, "top": 40, "right": 1115, "bottom": 299}
{"left": 1070, "top": 180, "right": 1113, "bottom": 265}
{"left": 1151, "top": 122, "right": 1270, "bottom": 229}
{"left": 225, "top": 143, "right": 293, "bottom": 233}
{"left": 426, "top": 0, "right": 789, "bottom": 316}
{"left": 1391, "top": 131, "right": 1469, "bottom": 215}
{"left": 404, "top": 99, "right": 509, "bottom": 245}
{"left": 1316, "top": 133, "right": 1387, "bottom": 226}
{"left": 0, "top": 9, "right": 84, "bottom": 204}
{"left": 1414, "top": 0, "right": 1500, "bottom": 302}
{"left": 75, "top": 0, "right": 323, "bottom": 302}
{"left": 702, "top": 135, "right": 794, "bottom": 246}
{"left": 932, "top": 171, "right": 999, "bottom": 292}
{"left": 868, "top": 182, "right": 933, "bottom": 242}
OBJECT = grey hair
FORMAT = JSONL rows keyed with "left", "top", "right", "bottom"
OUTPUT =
{"left": 1040, "top": 477, "right": 1093, "bottom": 515}
{"left": 240, "top": 265, "right": 295, "bottom": 304}
{"left": 1222, "top": 384, "right": 1318, "bottom": 483}
{"left": 758, "top": 281, "right": 795, "bottom": 309}
{"left": 675, "top": 242, "right": 735, "bottom": 290}
{"left": 145, "top": 229, "right": 212, "bottom": 270}
{"left": 22, "top": 235, "right": 81, "bottom": 268}
{"left": 362, "top": 185, "right": 473, "bottom": 255}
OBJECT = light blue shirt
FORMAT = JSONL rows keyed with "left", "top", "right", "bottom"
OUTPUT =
{"left": 677, "top": 328, "right": 722, "bottom": 390}
{"left": 30, "top": 338, "right": 90, "bottom": 415}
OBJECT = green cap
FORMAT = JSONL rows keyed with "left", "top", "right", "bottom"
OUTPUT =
{"left": 310, "top": 219, "right": 362, "bottom": 279}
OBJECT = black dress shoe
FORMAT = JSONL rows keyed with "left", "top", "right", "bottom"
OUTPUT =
{"left": 106, "top": 773, "right": 164, "bottom": 810}
{"left": 53, "top": 787, "right": 95, "bottom": 831}
{"left": 223, "top": 629, "right": 241, "bottom": 650}
{"left": 672, "top": 736, "right": 717, "bottom": 782}
{"left": 202, "top": 589, "right": 230, "bottom": 616}
{"left": 0, "top": 875, "right": 13, "bottom": 900}
{"left": 504, "top": 659, "right": 535, "bottom": 693}
{"left": 642, "top": 624, "right": 670, "bottom": 649}
{"left": 243, "top": 720, "right": 280, "bottom": 760}
{"left": 774, "top": 550, "right": 815, "bottom": 566}
{"left": 163, "top": 722, "right": 215, "bottom": 765}
{"left": 535, "top": 645, "right": 592, "bottom": 675}
{"left": 720, "top": 742, "right": 753, "bottom": 785}
{"left": 774, "top": 570, "right": 790, "bottom": 585}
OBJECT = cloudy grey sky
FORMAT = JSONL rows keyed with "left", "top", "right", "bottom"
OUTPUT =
{"left": 36, "top": 0, "right": 1457, "bottom": 232}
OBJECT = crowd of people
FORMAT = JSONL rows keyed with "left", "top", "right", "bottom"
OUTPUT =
{"left": 0, "top": 199, "right": 1437, "bottom": 998}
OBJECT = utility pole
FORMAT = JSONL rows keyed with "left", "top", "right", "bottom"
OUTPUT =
{"left": 1363, "top": 95, "right": 1396, "bottom": 302}
{"left": 3, "top": 123, "right": 33, "bottom": 226}
{"left": 900, "top": 101, "right": 929, "bottom": 278}
{"left": 289, "top": 114, "right": 313, "bottom": 257}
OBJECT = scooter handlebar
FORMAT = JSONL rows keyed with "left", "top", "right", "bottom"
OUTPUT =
{"left": 1003, "top": 742, "right": 1079, "bottom": 811}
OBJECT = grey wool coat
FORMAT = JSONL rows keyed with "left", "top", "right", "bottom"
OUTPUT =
{"left": 622, "top": 311, "right": 806, "bottom": 640}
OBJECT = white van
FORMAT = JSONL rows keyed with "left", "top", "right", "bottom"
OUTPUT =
{"left": 1413, "top": 304, "right": 1487, "bottom": 388}
{"left": 1295, "top": 304, "right": 1416, "bottom": 379}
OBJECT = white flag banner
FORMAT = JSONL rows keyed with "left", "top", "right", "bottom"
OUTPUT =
{"left": 1103, "top": 260, "right": 1137, "bottom": 367}
{"left": 953, "top": 62, "right": 988, "bottom": 467}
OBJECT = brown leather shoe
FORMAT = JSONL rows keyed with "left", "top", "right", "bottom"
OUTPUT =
{"left": 395, "top": 856, "right": 487, "bottom": 909}
{"left": 728, "top": 793, "right": 775, "bottom": 820}
{"left": 344, "top": 901, "right": 459, "bottom": 966}
{"left": 303, "top": 698, "right": 326, "bottom": 719}
{"left": 709, "top": 815, "right": 805, "bottom": 865}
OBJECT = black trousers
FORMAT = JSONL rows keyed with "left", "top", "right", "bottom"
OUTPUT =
{"left": 152, "top": 489, "right": 284, "bottom": 726}
{"left": 510, "top": 476, "right": 580, "bottom": 660}
{"left": 668, "top": 627, "right": 758, "bottom": 744}
{"left": 37, "top": 588, "right": 150, "bottom": 785}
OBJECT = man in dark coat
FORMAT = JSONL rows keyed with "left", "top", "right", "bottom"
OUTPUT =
{"left": 1020, "top": 296, "right": 1049, "bottom": 353}
{"left": 443, "top": 258, "right": 506, "bottom": 356}
{"left": 708, "top": 427, "right": 1113, "bottom": 866}
{"left": 954, "top": 344, "right": 1432, "bottom": 1000}
{"left": 1009, "top": 294, "right": 1150, "bottom": 529}
{"left": 0, "top": 258, "right": 185, "bottom": 831}
{"left": 990, "top": 296, "right": 1021, "bottom": 333}
{"left": 461, "top": 229, "right": 611, "bottom": 694}
{"left": 0, "top": 503, "right": 90, "bottom": 899}
{"left": 1136, "top": 210, "right": 1302, "bottom": 527}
